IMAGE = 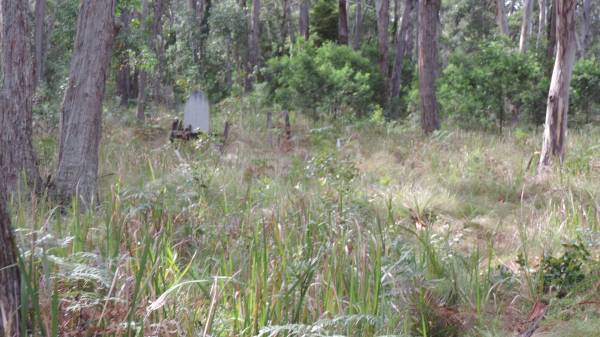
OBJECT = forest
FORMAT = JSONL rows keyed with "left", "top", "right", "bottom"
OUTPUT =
{"left": 1, "top": 0, "right": 600, "bottom": 336}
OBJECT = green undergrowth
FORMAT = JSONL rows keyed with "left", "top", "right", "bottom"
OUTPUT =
{"left": 10, "top": 99, "right": 600, "bottom": 336}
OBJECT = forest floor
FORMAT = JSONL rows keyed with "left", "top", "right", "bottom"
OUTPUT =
{"left": 16, "top": 98, "right": 600, "bottom": 336}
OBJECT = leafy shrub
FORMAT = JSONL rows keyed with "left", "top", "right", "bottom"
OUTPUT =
{"left": 264, "top": 39, "right": 382, "bottom": 119}
{"left": 541, "top": 242, "right": 591, "bottom": 296}
{"left": 571, "top": 58, "right": 600, "bottom": 123}
{"left": 438, "top": 40, "right": 547, "bottom": 129}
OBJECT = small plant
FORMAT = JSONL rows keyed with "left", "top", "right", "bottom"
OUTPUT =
{"left": 519, "top": 242, "right": 592, "bottom": 297}
{"left": 540, "top": 242, "right": 591, "bottom": 296}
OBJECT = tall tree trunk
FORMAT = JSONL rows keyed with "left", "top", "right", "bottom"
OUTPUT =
{"left": 496, "top": 0, "right": 509, "bottom": 36}
{"left": 375, "top": 0, "right": 390, "bottom": 79}
{"left": 536, "top": 0, "right": 546, "bottom": 48}
{"left": 188, "top": 0, "right": 207, "bottom": 63}
{"left": 248, "top": 0, "right": 261, "bottom": 85}
{"left": 418, "top": 0, "right": 441, "bottom": 134}
{"left": 352, "top": 0, "right": 363, "bottom": 49}
{"left": 538, "top": 0, "right": 576, "bottom": 174}
{"left": 137, "top": 0, "right": 149, "bottom": 122}
{"left": 519, "top": 0, "right": 534, "bottom": 52}
{"left": 137, "top": 71, "right": 147, "bottom": 122}
{"left": 546, "top": 0, "right": 557, "bottom": 74}
{"left": 338, "top": 0, "right": 349, "bottom": 44}
{"left": 0, "top": 186, "right": 20, "bottom": 337}
{"left": 299, "top": 0, "right": 309, "bottom": 39}
{"left": 53, "top": 0, "right": 117, "bottom": 207}
{"left": 34, "top": 0, "right": 47, "bottom": 86}
{"left": 283, "top": 0, "right": 295, "bottom": 43}
{"left": 0, "top": 0, "right": 41, "bottom": 192}
{"left": 116, "top": 9, "right": 131, "bottom": 107}
{"left": 152, "top": 0, "right": 172, "bottom": 106}
{"left": 579, "top": 0, "right": 592, "bottom": 57}
{"left": 390, "top": 0, "right": 416, "bottom": 101}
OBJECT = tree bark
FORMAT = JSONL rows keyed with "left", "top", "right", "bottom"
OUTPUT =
{"left": 579, "top": 0, "right": 592, "bottom": 57}
{"left": 390, "top": 0, "right": 416, "bottom": 100}
{"left": 0, "top": 186, "right": 20, "bottom": 337}
{"left": 546, "top": 0, "right": 557, "bottom": 74}
{"left": 299, "top": 0, "right": 310, "bottom": 39}
{"left": 538, "top": 0, "right": 576, "bottom": 174}
{"left": 137, "top": 0, "right": 149, "bottom": 122}
{"left": 418, "top": 0, "right": 441, "bottom": 134}
{"left": 536, "top": 0, "right": 546, "bottom": 48}
{"left": 248, "top": 0, "right": 261, "bottom": 87}
{"left": 352, "top": 0, "right": 363, "bottom": 49}
{"left": 0, "top": 0, "right": 41, "bottom": 192}
{"left": 53, "top": 0, "right": 117, "bottom": 207}
{"left": 151, "top": 0, "right": 174, "bottom": 107}
{"left": 283, "top": 0, "right": 295, "bottom": 43}
{"left": 375, "top": 0, "right": 390, "bottom": 79}
{"left": 137, "top": 71, "right": 147, "bottom": 122}
{"left": 338, "top": 0, "right": 349, "bottom": 44}
{"left": 496, "top": 0, "right": 509, "bottom": 36}
{"left": 34, "top": 0, "right": 47, "bottom": 86}
{"left": 116, "top": 9, "right": 131, "bottom": 107}
{"left": 519, "top": 0, "right": 534, "bottom": 52}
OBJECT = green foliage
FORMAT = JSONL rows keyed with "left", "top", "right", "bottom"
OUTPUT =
{"left": 311, "top": 0, "right": 338, "bottom": 45}
{"left": 305, "top": 149, "right": 359, "bottom": 194}
{"left": 443, "top": 0, "right": 497, "bottom": 49}
{"left": 439, "top": 40, "right": 547, "bottom": 129}
{"left": 571, "top": 58, "right": 600, "bottom": 123}
{"left": 264, "top": 39, "right": 382, "bottom": 119}
{"left": 540, "top": 242, "right": 591, "bottom": 295}
{"left": 43, "top": 0, "right": 79, "bottom": 97}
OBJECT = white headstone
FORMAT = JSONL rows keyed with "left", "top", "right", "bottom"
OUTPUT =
{"left": 183, "top": 90, "right": 210, "bottom": 133}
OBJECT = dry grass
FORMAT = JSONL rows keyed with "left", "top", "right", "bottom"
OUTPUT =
{"left": 9, "top": 99, "right": 600, "bottom": 336}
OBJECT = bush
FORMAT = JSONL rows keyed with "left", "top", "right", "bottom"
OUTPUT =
{"left": 264, "top": 39, "right": 382, "bottom": 119}
{"left": 571, "top": 58, "right": 600, "bottom": 123}
{"left": 438, "top": 40, "right": 547, "bottom": 129}
{"left": 310, "top": 0, "right": 338, "bottom": 45}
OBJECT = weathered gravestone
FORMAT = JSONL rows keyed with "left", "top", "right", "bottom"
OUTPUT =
{"left": 183, "top": 90, "right": 210, "bottom": 133}
{"left": 171, "top": 90, "right": 210, "bottom": 140}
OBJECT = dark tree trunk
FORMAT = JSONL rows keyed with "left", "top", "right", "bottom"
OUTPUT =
{"left": 338, "top": 0, "right": 349, "bottom": 44}
{"left": 496, "top": 0, "right": 509, "bottom": 36}
{"left": 418, "top": 0, "right": 441, "bottom": 134}
{"left": 117, "top": 63, "right": 131, "bottom": 106}
{"left": 137, "top": 0, "right": 149, "bottom": 122}
{"left": 137, "top": 71, "right": 147, "bottom": 122}
{"left": 116, "top": 9, "right": 131, "bottom": 107}
{"left": 188, "top": 0, "right": 207, "bottom": 63}
{"left": 579, "top": 0, "right": 592, "bottom": 57}
{"left": 299, "top": 0, "right": 309, "bottom": 39}
{"left": 0, "top": 0, "right": 41, "bottom": 192}
{"left": 376, "top": 0, "right": 390, "bottom": 79}
{"left": 538, "top": 0, "right": 576, "bottom": 174}
{"left": 283, "top": 0, "right": 295, "bottom": 43}
{"left": 249, "top": 0, "right": 261, "bottom": 68}
{"left": 247, "top": 0, "right": 261, "bottom": 89}
{"left": 53, "top": 0, "right": 117, "bottom": 207}
{"left": 0, "top": 186, "right": 20, "bottom": 337}
{"left": 34, "top": 0, "right": 47, "bottom": 86}
{"left": 151, "top": 0, "right": 173, "bottom": 107}
{"left": 536, "top": 0, "right": 546, "bottom": 48}
{"left": 519, "top": 0, "right": 534, "bottom": 52}
{"left": 390, "top": 0, "right": 416, "bottom": 100}
{"left": 352, "top": 0, "right": 363, "bottom": 49}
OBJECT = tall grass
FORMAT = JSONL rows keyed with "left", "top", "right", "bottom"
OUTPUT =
{"left": 9, "top": 101, "right": 600, "bottom": 336}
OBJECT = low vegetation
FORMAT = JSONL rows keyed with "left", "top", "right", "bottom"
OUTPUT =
{"left": 12, "top": 100, "right": 600, "bottom": 336}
